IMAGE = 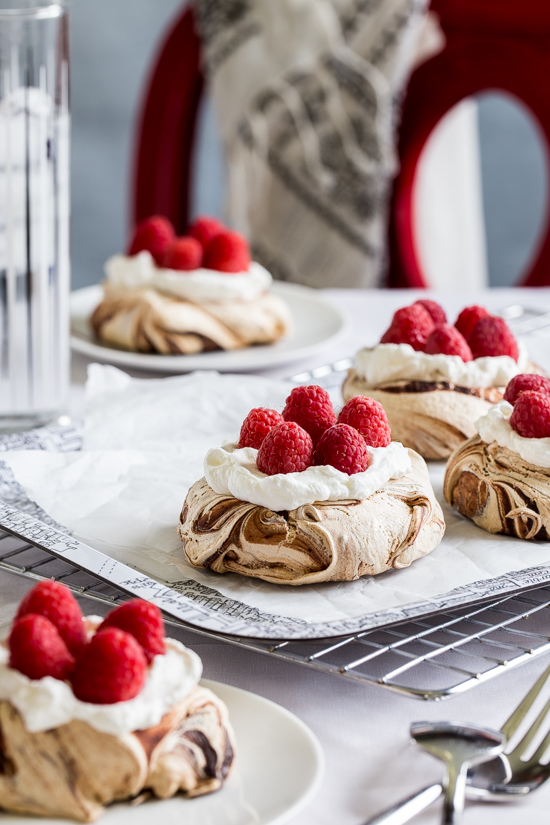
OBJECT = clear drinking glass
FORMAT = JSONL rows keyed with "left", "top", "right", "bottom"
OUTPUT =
{"left": 0, "top": 1, "right": 69, "bottom": 432}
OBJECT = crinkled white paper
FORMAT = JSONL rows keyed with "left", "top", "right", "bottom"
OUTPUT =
{"left": 2, "top": 365, "right": 550, "bottom": 628}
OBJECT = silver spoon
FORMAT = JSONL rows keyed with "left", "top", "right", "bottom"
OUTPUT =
{"left": 410, "top": 721, "right": 506, "bottom": 825}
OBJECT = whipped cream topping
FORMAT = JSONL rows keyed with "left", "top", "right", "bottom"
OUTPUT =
{"left": 353, "top": 342, "right": 529, "bottom": 389}
{"left": 204, "top": 441, "right": 412, "bottom": 512}
{"left": 104, "top": 252, "right": 272, "bottom": 305}
{"left": 476, "top": 400, "right": 550, "bottom": 468}
{"left": 0, "top": 637, "right": 202, "bottom": 735}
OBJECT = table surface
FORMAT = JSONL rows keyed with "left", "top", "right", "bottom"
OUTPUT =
{"left": 9, "top": 286, "right": 550, "bottom": 825}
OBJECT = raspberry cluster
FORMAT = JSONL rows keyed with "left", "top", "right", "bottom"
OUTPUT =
{"left": 8, "top": 581, "right": 166, "bottom": 704}
{"left": 379, "top": 300, "right": 518, "bottom": 362}
{"left": 127, "top": 214, "right": 251, "bottom": 274}
{"left": 237, "top": 386, "right": 392, "bottom": 476}
{"left": 506, "top": 374, "right": 550, "bottom": 438}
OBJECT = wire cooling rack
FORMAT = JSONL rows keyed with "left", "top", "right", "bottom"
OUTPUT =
{"left": 4, "top": 332, "right": 550, "bottom": 702}
{"left": 3, "top": 525, "right": 550, "bottom": 702}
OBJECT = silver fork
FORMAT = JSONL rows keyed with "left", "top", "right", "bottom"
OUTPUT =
{"left": 364, "top": 661, "right": 550, "bottom": 825}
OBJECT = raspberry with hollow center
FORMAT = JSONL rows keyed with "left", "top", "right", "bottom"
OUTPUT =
{"left": 16, "top": 580, "right": 86, "bottom": 656}
{"left": 314, "top": 424, "right": 371, "bottom": 475}
{"left": 162, "top": 236, "right": 203, "bottom": 271}
{"left": 127, "top": 215, "right": 175, "bottom": 266}
{"left": 98, "top": 599, "right": 165, "bottom": 664}
{"left": 504, "top": 374, "right": 550, "bottom": 406}
{"left": 469, "top": 316, "right": 519, "bottom": 361}
{"left": 510, "top": 390, "right": 550, "bottom": 439}
{"left": 425, "top": 324, "right": 473, "bottom": 362}
{"left": 188, "top": 216, "right": 225, "bottom": 250}
{"left": 380, "top": 304, "right": 435, "bottom": 351}
{"left": 203, "top": 230, "right": 251, "bottom": 273}
{"left": 239, "top": 408, "right": 284, "bottom": 449}
{"left": 338, "top": 396, "right": 391, "bottom": 448}
{"left": 257, "top": 421, "right": 313, "bottom": 475}
{"left": 70, "top": 627, "right": 147, "bottom": 704}
{"left": 455, "top": 305, "right": 490, "bottom": 342}
{"left": 282, "top": 385, "right": 336, "bottom": 446}
{"left": 414, "top": 299, "right": 447, "bottom": 325}
{"left": 9, "top": 614, "right": 75, "bottom": 681}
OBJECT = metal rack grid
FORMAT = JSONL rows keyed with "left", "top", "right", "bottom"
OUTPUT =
{"left": 3, "top": 526, "right": 550, "bottom": 702}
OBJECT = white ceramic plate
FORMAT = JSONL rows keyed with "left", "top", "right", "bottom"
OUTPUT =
{"left": 0, "top": 678, "right": 324, "bottom": 825}
{"left": 70, "top": 282, "right": 346, "bottom": 373}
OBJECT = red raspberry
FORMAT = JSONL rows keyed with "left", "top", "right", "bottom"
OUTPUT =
{"left": 510, "top": 390, "right": 550, "bottom": 439}
{"left": 380, "top": 304, "right": 435, "bottom": 351}
{"left": 425, "top": 324, "right": 473, "bottom": 361}
{"left": 314, "top": 424, "right": 371, "bottom": 475}
{"left": 257, "top": 422, "right": 313, "bottom": 475}
{"left": 127, "top": 216, "right": 175, "bottom": 265}
{"left": 455, "top": 305, "right": 490, "bottom": 342}
{"left": 203, "top": 230, "right": 251, "bottom": 273}
{"left": 469, "top": 316, "right": 519, "bottom": 361}
{"left": 162, "top": 236, "right": 203, "bottom": 271}
{"left": 414, "top": 299, "right": 447, "bottom": 325}
{"left": 70, "top": 627, "right": 147, "bottom": 704}
{"left": 188, "top": 216, "right": 225, "bottom": 250}
{"left": 239, "top": 408, "right": 284, "bottom": 449}
{"left": 17, "top": 581, "right": 86, "bottom": 656}
{"left": 504, "top": 374, "right": 550, "bottom": 406}
{"left": 9, "top": 614, "right": 74, "bottom": 681}
{"left": 338, "top": 396, "right": 391, "bottom": 448}
{"left": 282, "top": 385, "right": 337, "bottom": 445}
{"left": 99, "top": 600, "right": 165, "bottom": 664}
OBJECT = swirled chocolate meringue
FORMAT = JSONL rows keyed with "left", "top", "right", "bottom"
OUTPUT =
{"left": 90, "top": 282, "right": 292, "bottom": 355}
{"left": 343, "top": 344, "right": 540, "bottom": 460}
{"left": 0, "top": 684, "right": 235, "bottom": 822}
{"left": 444, "top": 435, "right": 550, "bottom": 540}
{"left": 178, "top": 449, "right": 445, "bottom": 584}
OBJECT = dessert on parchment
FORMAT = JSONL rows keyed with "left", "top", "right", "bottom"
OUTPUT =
{"left": 342, "top": 300, "right": 540, "bottom": 460}
{"left": 0, "top": 581, "right": 235, "bottom": 822}
{"left": 444, "top": 373, "right": 550, "bottom": 540}
{"left": 179, "top": 386, "right": 445, "bottom": 584}
{"left": 91, "top": 215, "right": 292, "bottom": 355}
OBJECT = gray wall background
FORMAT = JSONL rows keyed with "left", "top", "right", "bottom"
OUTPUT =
{"left": 70, "top": 0, "right": 548, "bottom": 291}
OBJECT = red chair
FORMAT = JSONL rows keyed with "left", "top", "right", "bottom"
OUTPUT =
{"left": 388, "top": 0, "right": 550, "bottom": 288}
{"left": 131, "top": 1, "right": 550, "bottom": 286}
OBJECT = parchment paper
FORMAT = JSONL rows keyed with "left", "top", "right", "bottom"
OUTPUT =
{"left": 2, "top": 365, "right": 550, "bottom": 627}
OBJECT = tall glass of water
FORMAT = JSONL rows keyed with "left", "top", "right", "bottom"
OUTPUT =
{"left": 0, "top": 1, "right": 69, "bottom": 432}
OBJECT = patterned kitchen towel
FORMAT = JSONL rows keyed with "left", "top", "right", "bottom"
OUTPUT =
{"left": 195, "top": 0, "right": 431, "bottom": 289}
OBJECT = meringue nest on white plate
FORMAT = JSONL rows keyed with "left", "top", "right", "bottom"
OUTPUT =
{"left": 90, "top": 283, "right": 292, "bottom": 355}
{"left": 444, "top": 434, "right": 550, "bottom": 540}
{"left": 0, "top": 685, "right": 235, "bottom": 822}
{"left": 178, "top": 449, "right": 445, "bottom": 584}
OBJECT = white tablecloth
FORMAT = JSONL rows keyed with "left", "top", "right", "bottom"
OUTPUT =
{"left": 8, "top": 286, "right": 550, "bottom": 825}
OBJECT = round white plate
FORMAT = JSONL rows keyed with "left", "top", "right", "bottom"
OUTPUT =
{"left": 0, "top": 678, "right": 323, "bottom": 825}
{"left": 70, "top": 281, "right": 346, "bottom": 373}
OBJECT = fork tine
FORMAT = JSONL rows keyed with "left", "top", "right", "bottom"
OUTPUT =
{"left": 523, "top": 724, "right": 550, "bottom": 769}
{"left": 507, "top": 694, "right": 550, "bottom": 768}
{"left": 500, "top": 662, "right": 550, "bottom": 741}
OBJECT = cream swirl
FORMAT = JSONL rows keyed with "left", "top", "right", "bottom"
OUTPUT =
{"left": 0, "top": 637, "right": 202, "bottom": 735}
{"left": 104, "top": 252, "right": 272, "bottom": 304}
{"left": 204, "top": 441, "right": 412, "bottom": 512}
{"left": 353, "top": 342, "right": 529, "bottom": 389}
{"left": 476, "top": 400, "right": 550, "bottom": 468}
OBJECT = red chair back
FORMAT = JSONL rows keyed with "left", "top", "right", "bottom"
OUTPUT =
{"left": 388, "top": 0, "right": 550, "bottom": 287}
{"left": 131, "top": 5, "right": 203, "bottom": 236}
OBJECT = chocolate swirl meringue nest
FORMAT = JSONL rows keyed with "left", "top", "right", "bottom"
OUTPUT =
{"left": 444, "top": 435, "right": 550, "bottom": 540}
{"left": 91, "top": 284, "right": 292, "bottom": 355}
{"left": 0, "top": 685, "right": 235, "bottom": 822}
{"left": 178, "top": 450, "right": 445, "bottom": 584}
{"left": 343, "top": 370, "right": 505, "bottom": 460}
